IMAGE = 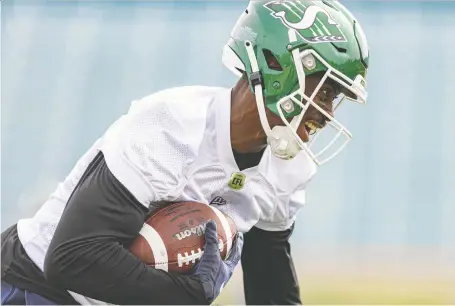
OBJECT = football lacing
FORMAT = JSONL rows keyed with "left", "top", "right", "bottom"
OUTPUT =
{"left": 177, "top": 239, "right": 224, "bottom": 268}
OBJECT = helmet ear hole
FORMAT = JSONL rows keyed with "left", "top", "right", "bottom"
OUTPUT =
{"left": 263, "top": 49, "right": 283, "bottom": 71}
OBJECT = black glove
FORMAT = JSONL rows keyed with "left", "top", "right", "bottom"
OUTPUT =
{"left": 193, "top": 220, "right": 244, "bottom": 304}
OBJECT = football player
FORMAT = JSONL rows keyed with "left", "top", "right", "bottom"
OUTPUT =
{"left": 1, "top": 1, "right": 369, "bottom": 305}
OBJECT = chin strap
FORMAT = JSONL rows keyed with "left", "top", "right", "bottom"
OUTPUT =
{"left": 244, "top": 41, "right": 271, "bottom": 136}
{"left": 244, "top": 40, "right": 303, "bottom": 160}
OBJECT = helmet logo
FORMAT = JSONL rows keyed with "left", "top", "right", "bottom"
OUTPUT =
{"left": 264, "top": 1, "right": 346, "bottom": 43}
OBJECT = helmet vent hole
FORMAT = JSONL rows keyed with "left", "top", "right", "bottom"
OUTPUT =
{"left": 245, "top": 9, "right": 249, "bottom": 14}
{"left": 263, "top": 49, "right": 283, "bottom": 71}
{"left": 330, "top": 42, "right": 347, "bottom": 53}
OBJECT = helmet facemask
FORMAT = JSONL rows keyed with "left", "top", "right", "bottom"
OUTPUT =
{"left": 243, "top": 28, "right": 367, "bottom": 166}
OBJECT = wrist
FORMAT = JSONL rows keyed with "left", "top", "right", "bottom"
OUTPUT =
{"left": 187, "top": 275, "right": 213, "bottom": 305}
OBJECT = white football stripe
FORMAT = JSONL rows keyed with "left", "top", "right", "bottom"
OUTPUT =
{"left": 208, "top": 206, "right": 233, "bottom": 259}
{"left": 139, "top": 223, "right": 168, "bottom": 271}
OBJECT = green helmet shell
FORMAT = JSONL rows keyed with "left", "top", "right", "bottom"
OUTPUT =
{"left": 224, "top": 0, "right": 370, "bottom": 118}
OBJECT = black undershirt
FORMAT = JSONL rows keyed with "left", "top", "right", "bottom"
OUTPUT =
{"left": 232, "top": 147, "right": 265, "bottom": 171}
{"left": 2, "top": 152, "right": 206, "bottom": 305}
{"left": 1, "top": 148, "right": 301, "bottom": 305}
{"left": 233, "top": 148, "right": 302, "bottom": 305}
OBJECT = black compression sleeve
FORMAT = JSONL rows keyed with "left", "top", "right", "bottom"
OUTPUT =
{"left": 241, "top": 225, "right": 302, "bottom": 305}
{"left": 43, "top": 152, "right": 207, "bottom": 305}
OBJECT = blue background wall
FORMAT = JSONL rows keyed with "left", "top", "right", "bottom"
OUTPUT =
{"left": 2, "top": 1, "right": 454, "bottom": 303}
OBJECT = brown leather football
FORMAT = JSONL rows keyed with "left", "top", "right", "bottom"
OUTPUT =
{"left": 129, "top": 201, "right": 237, "bottom": 274}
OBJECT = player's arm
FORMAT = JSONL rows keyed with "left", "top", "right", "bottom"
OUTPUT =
{"left": 241, "top": 224, "right": 301, "bottom": 305}
{"left": 43, "top": 152, "right": 219, "bottom": 305}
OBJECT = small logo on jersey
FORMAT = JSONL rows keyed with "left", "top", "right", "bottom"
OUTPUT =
{"left": 210, "top": 196, "right": 227, "bottom": 206}
{"left": 228, "top": 172, "right": 246, "bottom": 190}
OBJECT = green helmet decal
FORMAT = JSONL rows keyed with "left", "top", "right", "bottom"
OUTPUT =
{"left": 264, "top": 0, "right": 347, "bottom": 43}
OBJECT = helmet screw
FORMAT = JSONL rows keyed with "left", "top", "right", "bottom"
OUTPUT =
{"left": 282, "top": 101, "right": 295, "bottom": 113}
{"left": 303, "top": 54, "right": 316, "bottom": 70}
{"left": 287, "top": 44, "right": 293, "bottom": 51}
{"left": 273, "top": 81, "right": 280, "bottom": 89}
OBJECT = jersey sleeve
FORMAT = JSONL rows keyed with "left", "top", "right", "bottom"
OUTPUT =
{"left": 100, "top": 95, "right": 206, "bottom": 209}
{"left": 253, "top": 147, "right": 316, "bottom": 232}
{"left": 43, "top": 152, "right": 206, "bottom": 305}
{"left": 255, "top": 189, "right": 307, "bottom": 231}
{"left": 287, "top": 189, "right": 307, "bottom": 221}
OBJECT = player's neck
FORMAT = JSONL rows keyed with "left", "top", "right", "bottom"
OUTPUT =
{"left": 230, "top": 79, "right": 267, "bottom": 154}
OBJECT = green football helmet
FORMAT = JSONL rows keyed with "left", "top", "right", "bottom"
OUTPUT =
{"left": 222, "top": 0, "right": 369, "bottom": 165}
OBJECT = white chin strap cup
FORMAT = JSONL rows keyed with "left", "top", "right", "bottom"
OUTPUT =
{"left": 267, "top": 125, "right": 302, "bottom": 160}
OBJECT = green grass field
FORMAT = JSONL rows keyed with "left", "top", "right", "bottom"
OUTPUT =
{"left": 215, "top": 273, "right": 454, "bottom": 305}
{"left": 214, "top": 247, "right": 455, "bottom": 305}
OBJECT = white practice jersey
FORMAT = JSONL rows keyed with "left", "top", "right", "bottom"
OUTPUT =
{"left": 17, "top": 86, "right": 317, "bottom": 304}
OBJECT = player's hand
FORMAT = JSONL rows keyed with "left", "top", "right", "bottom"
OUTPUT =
{"left": 193, "top": 220, "right": 244, "bottom": 304}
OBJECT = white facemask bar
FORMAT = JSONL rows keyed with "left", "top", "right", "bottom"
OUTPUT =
{"left": 243, "top": 28, "right": 367, "bottom": 165}
{"left": 278, "top": 30, "right": 367, "bottom": 165}
{"left": 275, "top": 67, "right": 357, "bottom": 165}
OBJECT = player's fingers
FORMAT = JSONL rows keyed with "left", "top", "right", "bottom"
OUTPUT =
{"left": 225, "top": 233, "right": 243, "bottom": 269}
{"left": 203, "top": 220, "right": 219, "bottom": 254}
{"left": 195, "top": 221, "right": 220, "bottom": 275}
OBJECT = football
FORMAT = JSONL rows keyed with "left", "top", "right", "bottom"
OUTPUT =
{"left": 129, "top": 201, "right": 237, "bottom": 274}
